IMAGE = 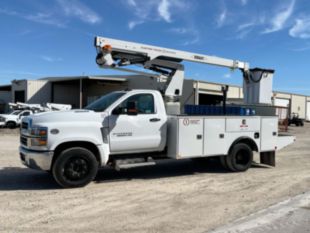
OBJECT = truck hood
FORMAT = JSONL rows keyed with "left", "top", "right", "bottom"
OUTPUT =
{"left": 0, "top": 114, "right": 18, "bottom": 120}
{"left": 27, "top": 110, "right": 105, "bottom": 125}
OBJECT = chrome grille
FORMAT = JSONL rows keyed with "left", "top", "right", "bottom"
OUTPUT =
{"left": 21, "top": 122, "right": 28, "bottom": 130}
{"left": 20, "top": 136, "right": 28, "bottom": 146}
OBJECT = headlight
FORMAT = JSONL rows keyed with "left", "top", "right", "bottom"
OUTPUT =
{"left": 30, "top": 137, "right": 47, "bottom": 146}
{"left": 29, "top": 126, "right": 48, "bottom": 147}
{"left": 30, "top": 127, "right": 48, "bottom": 137}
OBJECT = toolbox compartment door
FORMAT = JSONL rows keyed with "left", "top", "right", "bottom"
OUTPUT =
{"left": 260, "top": 117, "right": 278, "bottom": 152}
{"left": 178, "top": 118, "right": 203, "bottom": 158}
{"left": 203, "top": 118, "right": 227, "bottom": 156}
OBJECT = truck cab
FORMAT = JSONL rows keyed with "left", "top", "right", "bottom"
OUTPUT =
{"left": 20, "top": 90, "right": 168, "bottom": 187}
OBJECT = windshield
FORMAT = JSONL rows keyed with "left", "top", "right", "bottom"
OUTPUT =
{"left": 85, "top": 92, "right": 126, "bottom": 112}
{"left": 10, "top": 110, "right": 21, "bottom": 115}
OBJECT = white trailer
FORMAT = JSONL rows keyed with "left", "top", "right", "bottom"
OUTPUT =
{"left": 19, "top": 36, "right": 295, "bottom": 188}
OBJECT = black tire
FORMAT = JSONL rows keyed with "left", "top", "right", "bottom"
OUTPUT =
{"left": 225, "top": 143, "right": 253, "bottom": 172}
{"left": 301, "top": 122, "right": 304, "bottom": 126}
{"left": 6, "top": 121, "right": 16, "bottom": 129}
{"left": 295, "top": 123, "right": 299, "bottom": 127}
{"left": 52, "top": 147, "right": 98, "bottom": 188}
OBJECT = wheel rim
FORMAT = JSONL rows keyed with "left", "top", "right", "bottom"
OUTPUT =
{"left": 63, "top": 157, "right": 90, "bottom": 182}
{"left": 235, "top": 149, "right": 250, "bottom": 166}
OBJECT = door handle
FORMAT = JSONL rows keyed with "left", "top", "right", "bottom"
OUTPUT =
{"left": 150, "top": 118, "right": 161, "bottom": 122}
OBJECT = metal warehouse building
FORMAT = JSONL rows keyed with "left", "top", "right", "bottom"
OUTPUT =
{"left": 0, "top": 75, "right": 309, "bottom": 120}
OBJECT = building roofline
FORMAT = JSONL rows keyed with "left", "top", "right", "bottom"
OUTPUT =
{"left": 186, "top": 78, "right": 241, "bottom": 88}
{"left": 41, "top": 75, "right": 128, "bottom": 82}
{"left": 187, "top": 78, "right": 310, "bottom": 97}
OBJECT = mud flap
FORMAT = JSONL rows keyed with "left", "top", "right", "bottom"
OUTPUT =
{"left": 260, "top": 151, "right": 275, "bottom": 167}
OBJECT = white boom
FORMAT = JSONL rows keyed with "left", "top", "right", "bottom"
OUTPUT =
{"left": 95, "top": 36, "right": 274, "bottom": 113}
{"left": 95, "top": 36, "right": 249, "bottom": 70}
{"left": 9, "top": 102, "right": 72, "bottom": 112}
{"left": 10, "top": 102, "right": 44, "bottom": 112}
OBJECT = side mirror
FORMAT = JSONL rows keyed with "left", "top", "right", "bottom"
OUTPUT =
{"left": 127, "top": 101, "right": 138, "bottom": 115}
{"left": 112, "top": 107, "right": 122, "bottom": 115}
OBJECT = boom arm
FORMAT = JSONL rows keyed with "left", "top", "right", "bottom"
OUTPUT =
{"left": 94, "top": 36, "right": 253, "bottom": 114}
{"left": 95, "top": 37, "right": 249, "bottom": 70}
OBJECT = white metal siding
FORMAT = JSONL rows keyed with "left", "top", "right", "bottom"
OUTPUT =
{"left": 291, "top": 95, "right": 306, "bottom": 119}
{"left": 227, "top": 86, "right": 241, "bottom": 99}
{"left": 307, "top": 102, "right": 310, "bottom": 121}
{"left": 27, "top": 80, "right": 51, "bottom": 104}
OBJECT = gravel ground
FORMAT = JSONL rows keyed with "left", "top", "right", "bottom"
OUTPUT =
{"left": 210, "top": 191, "right": 310, "bottom": 233}
{"left": 0, "top": 124, "right": 309, "bottom": 233}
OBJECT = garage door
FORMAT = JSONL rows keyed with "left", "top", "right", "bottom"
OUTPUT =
{"left": 274, "top": 98, "right": 290, "bottom": 120}
{"left": 14, "top": 90, "right": 25, "bottom": 103}
{"left": 307, "top": 102, "right": 310, "bottom": 121}
{"left": 274, "top": 98, "right": 290, "bottom": 107}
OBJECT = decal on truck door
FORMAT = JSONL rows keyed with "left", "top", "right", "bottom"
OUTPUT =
{"left": 113, "top": 132, "right": 133, "bottom": 137}
{"left": 183, "top": 118, "right": 190, "bottom": 126}
{"left": 240, "top": 119, "right": 248, "bottom": 129}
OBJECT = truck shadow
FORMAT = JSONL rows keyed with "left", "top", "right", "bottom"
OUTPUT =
{"left": 95, "top": 158, "right": 234, "bottom": 183}
{"left": 0, "top": 160, "right": 269, "bottom": 190}
{"left": 0, "top": 167, "right": 59, "bottom": 191}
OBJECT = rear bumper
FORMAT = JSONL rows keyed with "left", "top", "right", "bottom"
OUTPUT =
{"left": 277, "top": 135, "right": 296, "bottom": 151}
{"left": 19, "top": 146, "right": 53, "bottom": 171}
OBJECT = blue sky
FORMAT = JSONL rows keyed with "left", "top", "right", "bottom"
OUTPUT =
{"left": 1, "top": 0, "right": 310, "bottom": 94}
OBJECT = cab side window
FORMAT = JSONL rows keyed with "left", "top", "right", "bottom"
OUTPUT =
{"left": 21, "top": 111, "right": 31, "bottom": 116}
{"left": 115, "top": 94, "right": 155, "bottom": 114}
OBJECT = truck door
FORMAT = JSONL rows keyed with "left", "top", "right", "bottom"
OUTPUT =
{"left": 108, "top": 93, "right": 166, "bottom": 153}
{"left": 18, "top": 111, "right": 32, "bottom": 124}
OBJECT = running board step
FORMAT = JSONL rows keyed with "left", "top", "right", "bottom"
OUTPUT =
{"left": 116, "top": 161, "right": 156, "bottom": 170}
{"left": 114, "top": 158, "right": 156, "bottom": 171}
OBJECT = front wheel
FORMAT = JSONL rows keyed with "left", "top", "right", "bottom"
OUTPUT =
{"left": 225, "top": 143, "right": 253, "bottom": 172}
{"left": 6, "top": 121, "right": 16, "bottom": 129}
{"left": 52, "top": 147, "right": 98, "bottom": 188}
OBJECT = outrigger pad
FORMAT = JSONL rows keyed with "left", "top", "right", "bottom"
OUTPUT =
{"left": 260, "top": 151, "right": 276, "bottom": 167}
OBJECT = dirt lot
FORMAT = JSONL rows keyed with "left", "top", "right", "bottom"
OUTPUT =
{"left": 0, "top": 125, "right": 309, "bottom": 233}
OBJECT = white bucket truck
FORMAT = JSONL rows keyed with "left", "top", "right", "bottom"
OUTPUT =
{"left": 0, "top": 102, "right": 71, "bottom": 129}
{"left": 19, "top": 36, "right": 295, "bottom": 188}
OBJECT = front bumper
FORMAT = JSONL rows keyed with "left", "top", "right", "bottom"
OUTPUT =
{"left": 19, "top": 146, "right": 53, "bottom": 171}
{"left": 0, "top": 122, "right": 5, "bottom": 127}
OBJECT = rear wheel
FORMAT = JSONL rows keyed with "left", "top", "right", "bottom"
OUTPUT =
{"left": 52, "top": 147, "right": 98, "bottom": 188}
{"left": 225, "top": 143, "right": 253, "bottom": 172}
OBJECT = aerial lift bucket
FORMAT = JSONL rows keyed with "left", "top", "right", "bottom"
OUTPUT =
{"left": 243, "top": 68, "right": 275, "bottom": 105}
